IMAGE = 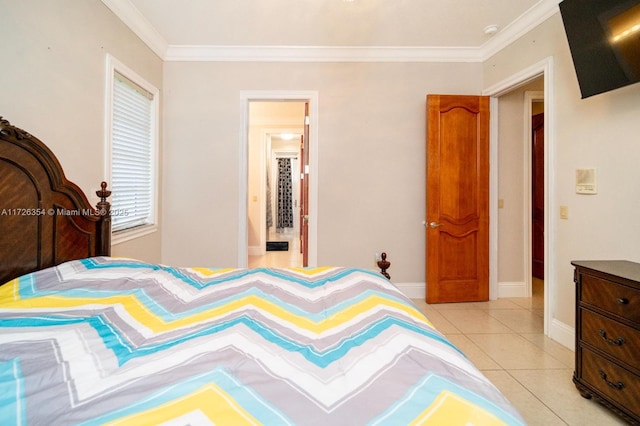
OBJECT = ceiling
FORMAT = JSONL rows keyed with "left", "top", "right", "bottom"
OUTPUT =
{"left": 102, "top": 0, "right": 562, "bottom": 61}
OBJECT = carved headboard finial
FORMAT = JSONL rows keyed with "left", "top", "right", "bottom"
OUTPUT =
{"left": 96, "top": 181, "right": 111, "bottom": 216}
{"left": 377, "top": 252, "right": 391, "bottom": 280}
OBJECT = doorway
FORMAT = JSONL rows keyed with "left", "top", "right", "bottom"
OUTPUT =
{"left": 247, "top": 101, "right": 304, "bottom": 268}
{"left": 485, "top": 57, "right": 554, "bottom": 338}
{"left": 527, "top": 91, "right": 545, "bottom": 283}
{"left": 238, "top": 91, "right": 319, "bottom": 269}
{"left": 527, "top": 90, "right": 545, "bottom": 326}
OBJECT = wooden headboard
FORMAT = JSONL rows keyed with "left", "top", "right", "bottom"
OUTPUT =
{"left": 0, "top": 117, "right": 111, "bottom": 284}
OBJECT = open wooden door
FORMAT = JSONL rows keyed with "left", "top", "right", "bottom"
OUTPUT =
{"left": 532, "top": 113, "right": 544, "bottom": 280}
{"left": 426, "top": 95, "right": 490, "bottom": 303}
{"left": 299, "top": 103, "right": 310, "bottom": 266}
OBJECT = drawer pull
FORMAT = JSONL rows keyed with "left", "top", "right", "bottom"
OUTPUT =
{"left": 598, "top": 370, "right": 625, "bottom": 391}
{"left": 598, "top": 329, "right": 625, "bottom": 346}
{"left": 616, "top": 298, "right": 629, "bottom": 305}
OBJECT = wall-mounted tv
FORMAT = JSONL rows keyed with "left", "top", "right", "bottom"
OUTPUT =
{"left": 559, "top": 0, "right": 640, "bottom": 98}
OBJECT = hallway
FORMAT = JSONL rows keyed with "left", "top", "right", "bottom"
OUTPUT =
{"left": 248, "top": 230, "right": 302, "bottom": 268}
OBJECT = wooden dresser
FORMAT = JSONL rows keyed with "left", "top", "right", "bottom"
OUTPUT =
{"left": 572, "top": 260, "right": 640, "bottom": 425}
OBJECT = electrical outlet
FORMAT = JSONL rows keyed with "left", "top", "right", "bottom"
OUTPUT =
{"left": 375, "top": 253, "right": 381, "bottom": 262}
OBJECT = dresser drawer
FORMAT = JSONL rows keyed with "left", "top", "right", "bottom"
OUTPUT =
{"left": 581, "top": 308, "right": 640, "bottom": 371}
{"left": 580, "top": 348, "right": 640, "bottom": 417}
{"left": 581, "top": 274, "right": 640, "bottom": 323}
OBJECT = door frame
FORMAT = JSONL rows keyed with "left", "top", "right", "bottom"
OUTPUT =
{"left": 239, "top": 91, "right": 319, "bottom": 267}
{"left": 484, "top": 56, "right": 554, "bottom": 337}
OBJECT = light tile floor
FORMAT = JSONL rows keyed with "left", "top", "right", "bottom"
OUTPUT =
{"left": 412, "top": 279, "right": 627, "bottom": 425}
{"left": 248, "top": 230, "right": 302, "bottom": 268}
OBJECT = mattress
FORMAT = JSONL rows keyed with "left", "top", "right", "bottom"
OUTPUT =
{"left": 0, "top": 257, "right": 524, "bottom": 425}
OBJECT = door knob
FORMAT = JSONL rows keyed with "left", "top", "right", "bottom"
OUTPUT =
{"left": 429, "top": 222, "right": 442, "bottom": 228}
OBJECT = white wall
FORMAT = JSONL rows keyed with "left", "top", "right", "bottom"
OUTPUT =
{"left": 0, "top": 0, "right": 164, "bottom": 262}
{"left": 484, "top": 12, "right": 640, "bottom": 330}
{"left": 162, "top": 61, "right": 483, "bottom": 280}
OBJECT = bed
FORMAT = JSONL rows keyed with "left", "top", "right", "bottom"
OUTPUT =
{"left": 0, "top": 118, "right": 524, "bottom": 425}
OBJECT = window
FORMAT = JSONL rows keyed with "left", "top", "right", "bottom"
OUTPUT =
{"left": 106, "top": 55, "right": 158, "bottom": 242}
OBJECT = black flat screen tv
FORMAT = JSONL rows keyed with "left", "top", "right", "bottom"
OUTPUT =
{"left": 559, "top": 0, "right": 640, "bottom": 98}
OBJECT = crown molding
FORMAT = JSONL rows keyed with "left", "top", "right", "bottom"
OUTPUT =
{"left": 102, "top": 0, "right": 561, "bottom": 63}
{"left": 480, "top": 0, "right": 562, "bottom": 61}
{"left": 164, "top": 45, "right": 484, "bottom": 63}
{"left": 100, "top": 0, "right": 168, "bottom": 58}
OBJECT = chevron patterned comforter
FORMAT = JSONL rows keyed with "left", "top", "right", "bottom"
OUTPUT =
{"left": 0, "top": 257, "right": 524, "bottom": 425}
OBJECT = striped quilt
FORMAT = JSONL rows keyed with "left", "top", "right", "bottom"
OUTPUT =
{"left": 0, "top": 257, "right": 524, "bottom": 425}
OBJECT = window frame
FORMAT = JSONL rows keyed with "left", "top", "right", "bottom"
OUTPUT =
{"left": 105, "top": 54, "right": 159, "bottom": 245}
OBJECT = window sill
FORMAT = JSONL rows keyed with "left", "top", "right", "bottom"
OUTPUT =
{"left": 112, "top": 224, "right": 158, "bottom": 246}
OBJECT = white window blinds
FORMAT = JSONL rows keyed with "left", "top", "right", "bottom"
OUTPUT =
{"left": 111, "top": 72, "right": 155, "bottom": 232}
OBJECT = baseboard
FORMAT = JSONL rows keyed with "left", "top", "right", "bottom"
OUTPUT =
{"left": 549, "top": 318, "right": 575, "bottom": 350}
{"left": 395, "top": 282, "right": 425, "bottom": 299}
{"left": 396, "top": 281, "right": 527, "bottom": 300}
{"left": 498, "top": 281, "right": 526, "bottom": 298}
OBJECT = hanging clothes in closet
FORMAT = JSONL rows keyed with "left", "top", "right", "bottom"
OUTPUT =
{"left": 276, "top": 157, "right": 293, "bottom": 231}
